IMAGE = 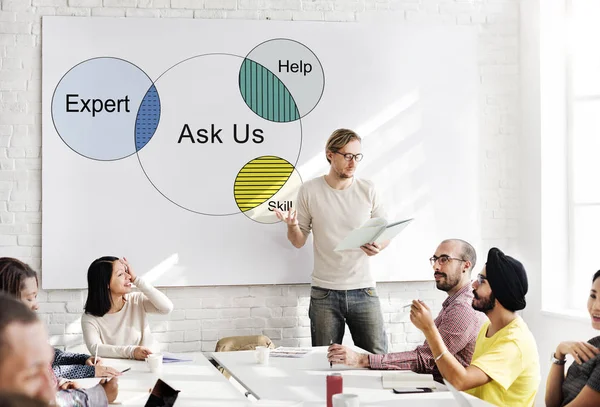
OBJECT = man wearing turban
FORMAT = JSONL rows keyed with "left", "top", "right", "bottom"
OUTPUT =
{"left": 410, "top": 247, "right": 540, "bottom": 407}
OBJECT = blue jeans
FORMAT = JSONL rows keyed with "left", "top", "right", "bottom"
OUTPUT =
{"left": 308, "top": 286, "right": 388, "bottom": 354}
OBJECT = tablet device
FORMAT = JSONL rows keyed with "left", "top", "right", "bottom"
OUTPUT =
{"left": 144, "top": 378, "right": 180, "bottom": 407}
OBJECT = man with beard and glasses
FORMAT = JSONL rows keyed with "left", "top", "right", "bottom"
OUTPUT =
{"left": 274, "top": 129, "right": 389, "bottom": 354}
{"left": 327, "top": 239, "right": 484, "bottom": 382}
{"left": 411, "top": 247, "right": 540, "bottom": 407}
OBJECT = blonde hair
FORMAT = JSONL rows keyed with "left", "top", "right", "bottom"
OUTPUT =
{"left": 325, "top": 128, "right": 361, "bottom": 164}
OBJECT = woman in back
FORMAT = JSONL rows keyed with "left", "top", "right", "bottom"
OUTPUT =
{"left": 82, "top": 257, "right": 173, "bottom": 360}
{"left": 545, "top": 270, "right": 600, "bottom": 406}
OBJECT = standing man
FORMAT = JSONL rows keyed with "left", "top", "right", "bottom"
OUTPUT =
{"left": 328, "top": 239, "right": 484, "bottom": 383}
{"left": 410, "top": 248, "right": 540, "bottom": 407}
{"left": 275, "top": 128, "right": 389, "bottom": 353}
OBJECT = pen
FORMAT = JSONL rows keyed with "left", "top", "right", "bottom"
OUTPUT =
{"left": 329, "top": 339, "right": 332, "bottom": 368}
{"left": 99, "top": 367, "right": 129, "bottom": 379}
{"left": 402, "top": 304, "right": 412, "bottom": 310}
{"left": 94, "top": 344, "right": 98, "bottom": 366}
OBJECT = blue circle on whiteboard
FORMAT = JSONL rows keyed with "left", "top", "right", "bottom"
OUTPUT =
{"left": 51, "top": 57, "right": 160, "bottom": 161}
{"left": 135, "top": 85, "right": 161, "bottom": 151}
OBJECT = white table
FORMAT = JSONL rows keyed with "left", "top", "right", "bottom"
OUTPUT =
{"left": 211, "top": 347, "right": 495, "bottom": 407}
{"left": 74, "top": 353, "right": 249, "bottom": 407}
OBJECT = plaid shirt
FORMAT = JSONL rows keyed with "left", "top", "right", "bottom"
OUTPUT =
{"left": 369, "top": 284, "right": 484, "bottom": 381}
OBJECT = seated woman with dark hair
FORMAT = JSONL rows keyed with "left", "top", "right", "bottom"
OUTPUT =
{"left": 82, "top": 257, "right": 173, "bottom": 360}
{"left": 0, "top": 257, "right": 120, "bottom": 380}
{"left": 545, "top": 270, "right": 600, "bottom": 407}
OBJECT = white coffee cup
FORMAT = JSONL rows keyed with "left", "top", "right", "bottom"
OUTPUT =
{"left": 145, "top": 353, "right": 163, "bottom": 373}
{"left": 332, "top": 393, "right": 359, "bottom": 407}
{"left": 255, "top": 346, "right": 270, "bottom": 365}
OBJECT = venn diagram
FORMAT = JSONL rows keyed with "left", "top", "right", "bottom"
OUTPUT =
{"left": 51, "top": 39, "right": 324, "bottom": 223}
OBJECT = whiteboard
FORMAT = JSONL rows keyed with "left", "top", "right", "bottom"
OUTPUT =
{"left": 41, "top": 17, "right": 480, "bottom": 289}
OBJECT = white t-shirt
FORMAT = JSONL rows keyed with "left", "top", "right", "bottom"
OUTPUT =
{"left": 296, "top": 176, "right": 387, "bottom": 290}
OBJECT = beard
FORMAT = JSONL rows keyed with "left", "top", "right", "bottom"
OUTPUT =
{"left": 435, "top": 272, "right": 461, "bottom": 292}
{"left": 473, "top": 290, "right": 496, "bottom": 313}
{"left": 333, "top": 164, "right": 355, "bottom": 179}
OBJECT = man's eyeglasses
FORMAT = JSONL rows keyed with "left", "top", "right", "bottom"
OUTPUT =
{"left": 476, "top": 274, "right": 488, "bottom": 284}
{"left": 429, "top": 255, "right": 466, "bottom": 266}
{"left": 334, "top": 151, "right": 364, "bottom": 162}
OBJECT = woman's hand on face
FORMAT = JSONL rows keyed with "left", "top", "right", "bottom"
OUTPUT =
{"left": 133, "top": 346, "right": 153, "bottom": 360}
{"left": 556, "top": 341, "right": 600, "bottom": 364}
{"left": 121, "top": 257, "right": 137, "bottom": 282}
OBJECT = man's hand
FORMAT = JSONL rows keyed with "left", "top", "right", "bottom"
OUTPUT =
{"left": 133, "top": 346, "right": 153, "bottom": 360}
{"left": 95, "top": 365, "right": 122, "bottom": 378}
{"left": 409, "top": 300, "right": 435, "bottom": 332}
{"left": 99, "top": 378, "right": 119, "bottom": 403}
{"left": 327, "top": 344, "right": 369, "bottom": 368}
{"left": 556, "top": 341, "right": 600, "bottom": 365}
{"left": 59, "top": 381, "right": 81, "bottom": 390}
{"left": 86, "top": 355, "right": 102, "bottom": 366}
{"left": 274, "top": 208, "right": 298, "bottom": 227}
{"left": 360, "top": 242, "right": 382, "bottom": 256}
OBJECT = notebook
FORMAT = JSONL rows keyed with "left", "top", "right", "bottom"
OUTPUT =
{"left": 381, "top": 371, "right": 437, "bottom": 390}
{"left": 270, "top": 347, "right": 313, "bottom": 358}
{"left": 334, "top": 217, "right": 413, "bottom": 251}
{"left": 162, "top": 352, "right": 193, "bottom": 363}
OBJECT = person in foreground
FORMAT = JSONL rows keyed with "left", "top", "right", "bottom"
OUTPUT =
{"left": 0, "top": 392, "right": 47, "bottom": 407}
{"left": 0, "top": 293, "right": 118, "bottom": 406}
{"left": 410, "top": 247, "right": 540, "bottom": 407}
{"left": 0, "top": 257, "right": 121, "bottom": 380}
{"left": 545, "top": 270, "right": 600, "bottom": 407}
{"left": 327, "top": 239, "right": 485, "bottom": 382}
{"left": 82, "top": 257, "right": 174, "bottom": 360}
{"left": 275, "top": 128, "right": 389, "bottom": 354}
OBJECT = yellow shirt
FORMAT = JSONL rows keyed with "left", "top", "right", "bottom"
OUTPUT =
{"left": 466, "top": 316, "right": 540, "bottom": 407}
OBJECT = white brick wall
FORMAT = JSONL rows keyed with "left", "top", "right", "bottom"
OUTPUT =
{"left": 0, "top": 0, "right": 520, "bottom": 354}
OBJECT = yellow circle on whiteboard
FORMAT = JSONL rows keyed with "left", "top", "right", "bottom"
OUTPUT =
{"left": 234, "top": 156, "right": 294, "bottom": 212}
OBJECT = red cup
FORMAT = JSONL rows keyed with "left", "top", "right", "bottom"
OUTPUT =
{"left": 326, "top": 373, "right": 343, "bottom": 407}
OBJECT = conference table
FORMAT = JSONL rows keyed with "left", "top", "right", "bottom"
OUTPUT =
{"left": 73, "top": 348, "right": 496, "bottom": 406}
{"left": 74, "top": 352, "right": 250, "bottom": 407}
{"left": 211, "top": 346, "right": 496, "bottom": 407}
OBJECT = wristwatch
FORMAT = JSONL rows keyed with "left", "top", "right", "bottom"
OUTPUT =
{"left": 551, "top": 352, "right": 566, "bottom": 365}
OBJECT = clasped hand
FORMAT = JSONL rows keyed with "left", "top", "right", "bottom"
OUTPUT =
{"left": 556, "top": 341, "right": 600, "bottom": 365}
